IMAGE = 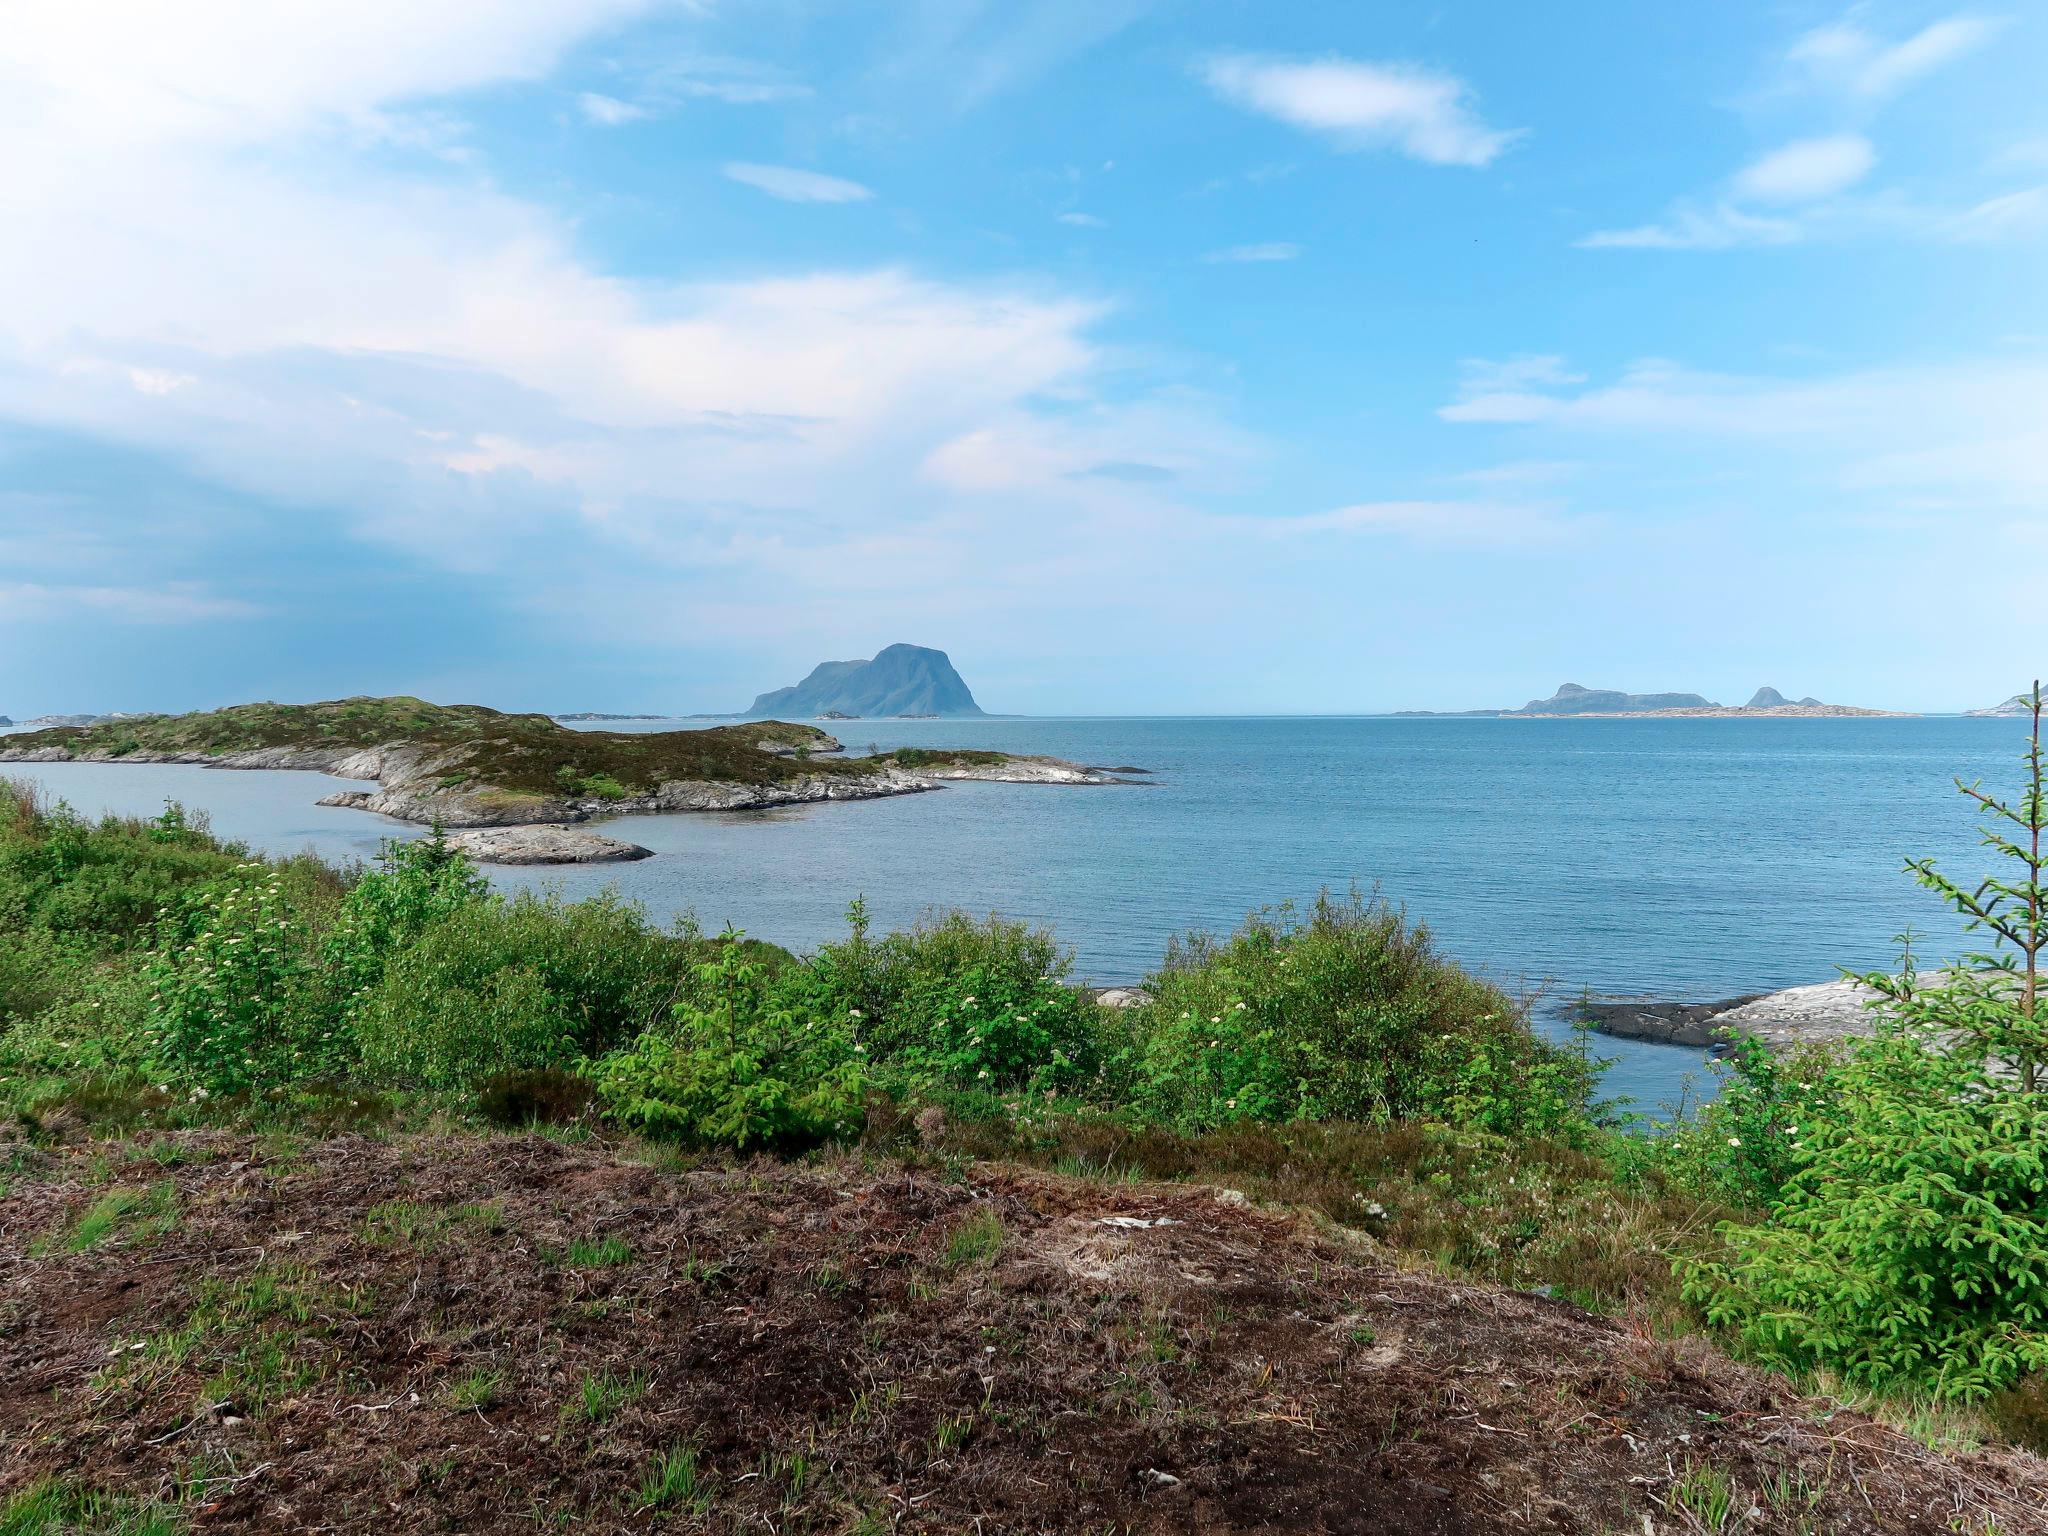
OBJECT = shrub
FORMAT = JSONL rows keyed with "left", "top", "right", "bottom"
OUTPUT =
{"left": 1659, "top": 1037, "right": 1842, "bottom": 1207}
{"left": 321, "top": 830, "right": 489, "bottom": 1011}
{"left": 1118, "top": 890, "right": 1595, "bottom": 1136}
{"left": 351, "top": 891, "right": 687, "bottom": 1088}
{"left": 588, "top": 931, "right": 865, "bottom": 1150}
{"left": 143, "top": 866, "right": 327, "bottom": 1093}
{"left": 794, "top": 903, "right": 1099, "bottom": 1091}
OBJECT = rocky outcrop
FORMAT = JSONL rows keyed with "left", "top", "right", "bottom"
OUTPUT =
{"left": 1088, "top": 986, "right": 1155, "bottom": 1009}
{"left": 913, "top": 756, "right": 1136, "bottom": 786}
{"left": 1572, "top": 996, "right": 1765, "bottom": 1048}
{"left": 1579, "top": 977, "right": 1914, "bottom": 1053}
{"left": 1704, "top": 978, "right": 1896, "bottom": 1052}
{"left": 442, "top": 825, "right": 654, "bottom": 865}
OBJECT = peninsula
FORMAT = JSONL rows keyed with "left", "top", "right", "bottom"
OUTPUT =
{"left": 0, "top": 696, "right": 1138, "bottom": 861}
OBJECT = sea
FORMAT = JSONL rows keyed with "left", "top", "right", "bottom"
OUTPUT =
{"left": 3, "top": 714, "right": 2032, "bottom": 1115}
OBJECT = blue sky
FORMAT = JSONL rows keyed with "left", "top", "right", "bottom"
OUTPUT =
{"left": 1, "top": 2, "right": 2043, "bottom": 716}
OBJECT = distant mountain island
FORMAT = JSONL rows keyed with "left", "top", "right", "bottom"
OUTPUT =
{"left": 1965, "top": 692, "right": 2041, "bottom": 717}
{"left": 742, "top": 643, "right": 986, "bottom": 719}
{"left": 1400, "top": 683, "right": 1904, "bottom": 718}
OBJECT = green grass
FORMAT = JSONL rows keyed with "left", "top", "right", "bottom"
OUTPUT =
{"left": 445, "top": 1367, "right": 503, "bottom": 1412}
{"left": 562, "top": 1235, "right": 632, "bottom": 1268}
{"left": 635, "top": 1445, "right": 711, "bottom": 1513}
{"left": 0, "top": 1481, "right": 181, "bottom": 1536}
{"left": 39, "top": 1182, "right": 177, "bottom": 1254}
{"left": 942, "top": 1210, "right": 1005, "bottom": 1269}
{"left": 568, "top": 1370, "right": 649, "bottom": 1424}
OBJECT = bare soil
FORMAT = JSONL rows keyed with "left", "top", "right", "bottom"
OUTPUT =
{"left": 4, "top": 1131, "right": 2043, "bottom": 1533}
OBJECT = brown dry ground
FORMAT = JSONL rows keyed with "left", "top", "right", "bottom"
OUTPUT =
{"left": 4, "top": 1131, "right": 2044, "bottom": 1535}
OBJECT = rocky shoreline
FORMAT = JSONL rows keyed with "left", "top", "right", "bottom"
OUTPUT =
{"left": 1573, "top": 976, "right": 1896, "bottom": 1053}
{"left": 0, "top": 734, "right": 1142, "bottom": 865}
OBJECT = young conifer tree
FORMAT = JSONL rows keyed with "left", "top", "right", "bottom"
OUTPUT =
{"left": 1684, "top": 684, "right": 2048, "bottom": 1398}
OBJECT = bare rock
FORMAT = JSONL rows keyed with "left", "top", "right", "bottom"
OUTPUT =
{"left": 1089, "top": 987, "right": 1155, "bottom": 1009}
{"left": 441, "top": 825, "right": 654, "bottom": 865}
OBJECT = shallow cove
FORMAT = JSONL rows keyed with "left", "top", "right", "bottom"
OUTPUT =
{"left": 4, "top": 713, "right": 2029, "bottom": 1114}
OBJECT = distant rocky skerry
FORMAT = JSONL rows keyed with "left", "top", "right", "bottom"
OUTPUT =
{"left": 1401, "top": 682, "right": 1907, "bottom": 718}
{"left": 0, "top": 696, "right": 1142, "bottom": 864}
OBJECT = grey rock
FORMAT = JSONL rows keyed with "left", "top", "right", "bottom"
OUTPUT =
{"left": 1089, "top": 987, "right": 1155, "bottom": 1009}
{"left": 442, "top": 825, "right": 654, "bottom": 865}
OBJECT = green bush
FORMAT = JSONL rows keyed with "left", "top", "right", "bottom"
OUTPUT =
{"left": 1118, "top": 891, "right": 1596, "bottom": 1136}
{"left": 351, "top": 891, "right": 687, "bottom": 1089}
{"left": 1658, "top": 1037, "right": 1841, "bottom": 1207}
{"left": 588, "top": 932, "right": 865, "bottom": 1149}
{"left": 791, "top": 903, "right": 1099, "bottom": 1092}
{"left": 142, "top": 866, "right": 329, "bottom": 1093}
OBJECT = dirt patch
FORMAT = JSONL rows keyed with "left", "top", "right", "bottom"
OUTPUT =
{"left": 3, "top": 1132, "right": 2043, "bottom": 1533}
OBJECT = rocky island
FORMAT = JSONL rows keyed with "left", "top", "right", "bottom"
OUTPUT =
{"left": 0, "top": 696, "right": 1140, "bottom": 863}
{"left": 1403, "top": 682, "right": 1906, "bottom": 718}
{"left": 741, "top": 642, "right": 987, "bottom": 718}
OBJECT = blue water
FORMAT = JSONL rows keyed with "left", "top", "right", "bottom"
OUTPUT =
{"left": 4, "top": 715, "right": 2031, "bottom": 1112}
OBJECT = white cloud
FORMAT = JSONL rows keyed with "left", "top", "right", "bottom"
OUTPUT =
{"left": 1202, "top": 55, "right": 1520, "bottom": 167}
{"left": 1948, "top": 185, "right": 2048, "bottom": 242}
{"left": 0, "top": 581, "right": 262, "bottom": 624}
{"left": 1203, "top": 242, "right": 1301, "bottom": 263}
{"left": 1242, "top": 499, "right": 1588, "bottom": 548}
{"left": 578, "top": 91, "right": 649, "bottom": 126}
{"left": 1056, "top": 211, "right": 1106, "bottom": 227}
{"left": 1785, "top": 14, "right": 2001, "bottom": 100}
{"left": 1438, "top": 354, "right": 2048, "bottom": 509}
{"left": 722, "top": 162, "right": 874, "bottom": 203}
{"left": 1729, "top": 134, "right": 1875, "bottom": 204}
{"left": 1578, "top": 204, "right": 1803, "bottom": 250}
{"left": 0, "top": 1, "right": 1256, "bottom": 660}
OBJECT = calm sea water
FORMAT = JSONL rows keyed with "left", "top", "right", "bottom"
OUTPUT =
{"left": 4, "top": 715, "right": 2030, "bottom": 1112}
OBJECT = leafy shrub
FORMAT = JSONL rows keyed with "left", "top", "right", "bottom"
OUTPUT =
{"left": 794, "top": 903, "right": 1098, "bottom": 1091}
{"left": 588, "top": 932, "right": 865, "bottom": 1150}
{"left": 1658, "top": 1037, "right": 1841, "bottom": 1207}
{"left": 1683, "top": 1026, "right": 2048, "bottom": 1398}
{"left": 1118, "top": 891, "right": 1595, "bottom": 1136}
{"left": 351, "top": 891, "right": 687, "bottom": 1088}
{"left": 321, "top": 831, "right": 489, "bottom": 1012}
{"left": 143, "top": 866, "right": 327, "bottom": 1092}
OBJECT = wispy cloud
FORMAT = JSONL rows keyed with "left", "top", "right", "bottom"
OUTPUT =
{"left": 1203, "top": 242, "right": 1301, "bottom": 263}
{"left": 0, "top": 581, "right": 263, "bottom": 624}
{"left": 1730, "top": 134, "right": 1875, "bottom": 204}
{"left": 577, "top": 91, "right": 649, "bottom": 126}
{"left": 1438, "top": 353, "right": 2048, "bottom": 509}
{"left": 1056, "top": 211, "right": 1106, "bottom": 227}
{"left": 1784, "top": 13, "right": 2003, "bottom": 100}
{"left": 1201, "top": 55, "right": 1521, "bottom": 168}
{"left": 722, "top": 163, "right": 874, "bottom": 203}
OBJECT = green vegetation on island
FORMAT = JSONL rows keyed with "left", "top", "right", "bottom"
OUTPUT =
{"left": 3, "top": 692, "right": 2046, "bottom": 1526}
{"left": 0, "top": 696, "right": 1107, "bottom": 830}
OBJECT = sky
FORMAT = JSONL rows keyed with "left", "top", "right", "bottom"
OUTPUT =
{"left": 1, "top": 1, "right": 2044, "bottom": 717}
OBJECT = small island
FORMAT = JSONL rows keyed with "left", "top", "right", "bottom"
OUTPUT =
{"left": 0, "top": 696, "right": 1141, "bottom": 862}
{"left": 1401, "top": 682, "right": 1908, "bottom": 718}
